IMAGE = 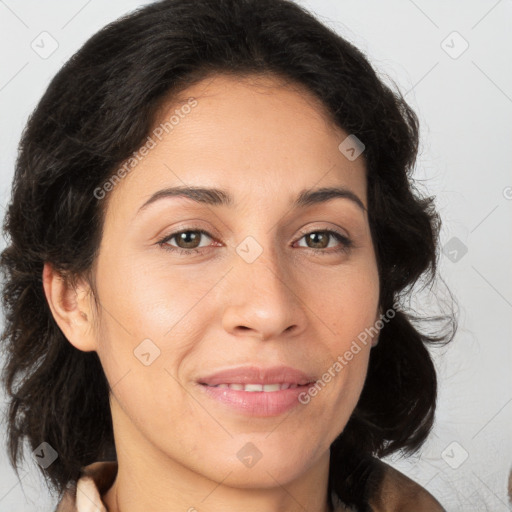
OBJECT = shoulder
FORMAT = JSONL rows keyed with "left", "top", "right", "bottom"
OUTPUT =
{"left": 367, "top": 458, "right": 446, "bottom": 512}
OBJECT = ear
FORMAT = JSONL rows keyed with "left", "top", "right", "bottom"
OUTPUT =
{"left": 371, "top": 307, "right": 382, "bottom": 347}
{"left": 42, "top": 262, "right": 97, "bottom": 352}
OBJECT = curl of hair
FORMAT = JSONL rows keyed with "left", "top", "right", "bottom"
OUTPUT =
{"left": 0, "top": 0, "right": 456, "bottom": 507}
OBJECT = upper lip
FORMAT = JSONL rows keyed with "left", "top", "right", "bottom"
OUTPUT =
{"left": 197, "top": 365, "right": 316, "bottom": 386}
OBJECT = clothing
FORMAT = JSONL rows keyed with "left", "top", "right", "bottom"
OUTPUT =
{"left": 54, "top": 459, "right": 446, "bottom": 512}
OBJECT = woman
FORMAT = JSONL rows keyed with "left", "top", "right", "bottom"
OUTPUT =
{"left": 0, "top": 0, "right": 455, "bottom": 510}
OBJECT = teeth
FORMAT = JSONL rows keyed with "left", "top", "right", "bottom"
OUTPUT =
{"left": 211, "top": 383, "right": 299, "bottom": 392}
{"left": 245, "top": 384, "right": 263, "bottom": 392}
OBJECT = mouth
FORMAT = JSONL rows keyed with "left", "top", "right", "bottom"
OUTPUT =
{"left": 199, "top": 382, "right": 312, "bottom": 392}
{"left": 196, "top": 364, "right": 316, "bottom": 387}
{"left": 195, "top": 365, "right": 317, "bottom": 416}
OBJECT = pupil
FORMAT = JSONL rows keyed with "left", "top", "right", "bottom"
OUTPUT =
{"left": 180, "top": 232, "right": 199, "bottom": 248}
{"left": 309, "top": 232, "right": 327, "bottom": 248}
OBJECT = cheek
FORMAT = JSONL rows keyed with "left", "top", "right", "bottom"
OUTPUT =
{"left": 92, "top": 248, "right": 207, "bottom": 361}
{"left": 321, "top": 260, "right": 380, "bottom": 347}
{"left": 91, "top": 255, "right": 216, "bottom": 424}
{"left": 321, "top": 266, "right": 379, "bottom": 389}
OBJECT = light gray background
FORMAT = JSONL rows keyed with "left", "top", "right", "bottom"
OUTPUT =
{"left": 0, "top": 1, "right": 511, "bottom": 511}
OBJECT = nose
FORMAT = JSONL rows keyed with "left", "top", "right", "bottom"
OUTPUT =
{"left": 221, "top": 245, "right": 307, "bottom": 341}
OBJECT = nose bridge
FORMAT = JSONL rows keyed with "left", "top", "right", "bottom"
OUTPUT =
{"left": 246, "top": 241, "right": 290, "bottom": 299}
{"left": 221, "top": 233, "right": 305, "bottom": 339}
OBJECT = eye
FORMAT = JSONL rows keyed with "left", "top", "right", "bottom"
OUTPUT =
{"left": 157, "top": 227, "right": 353, "bottom": 256}
{"left": 157, "top": 228, "right": 215, "bottom": 255}
{"left": 294, "top": 229, "right": 353, "bottom": 255}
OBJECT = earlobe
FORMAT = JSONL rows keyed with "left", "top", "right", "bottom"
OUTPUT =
{"left": 42, "top": 262, "right": 97, "bottom": 352}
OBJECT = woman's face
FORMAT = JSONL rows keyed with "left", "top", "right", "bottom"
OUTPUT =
{"left": 86, "top": 74, "right": 380, "bottom": 487}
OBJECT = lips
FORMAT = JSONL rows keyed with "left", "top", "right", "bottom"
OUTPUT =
{"left": 195, "top": 365, "right": 317, "bottom": 416}
{"left": 196, "top": 365, "right": 316, "bottom": 387}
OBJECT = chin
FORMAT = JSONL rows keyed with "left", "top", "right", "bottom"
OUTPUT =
{"left": 195, "top": 442, "right": 324, "bottom": 489}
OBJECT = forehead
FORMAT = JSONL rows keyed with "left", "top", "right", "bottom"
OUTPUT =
{"left": 104, "top": 73, "right": 367, "bottom": 218}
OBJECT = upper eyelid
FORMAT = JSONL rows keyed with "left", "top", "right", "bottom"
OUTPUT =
{"left": 296, "top": 226, "right": 349, "bottom": 239}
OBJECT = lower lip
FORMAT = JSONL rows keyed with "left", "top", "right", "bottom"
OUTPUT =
{"left": 197, "top": 383, "right": 313, "bottom": 417}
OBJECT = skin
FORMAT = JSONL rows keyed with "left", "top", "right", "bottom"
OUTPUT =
{"left": 43, "top": 73, "right": 381, "bottom": 512}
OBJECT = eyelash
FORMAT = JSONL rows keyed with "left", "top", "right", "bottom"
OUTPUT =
{"left": 156, "top": 227, "right": 353, "bottom": 256}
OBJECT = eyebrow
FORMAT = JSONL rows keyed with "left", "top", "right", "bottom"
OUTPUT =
{"left": 137, "top": 185, "right": 366, "bottom": 214}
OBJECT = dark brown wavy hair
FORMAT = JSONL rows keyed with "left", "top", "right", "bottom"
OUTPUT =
{"left": 0, "top": 0, "right": 456, "bottom": 510}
